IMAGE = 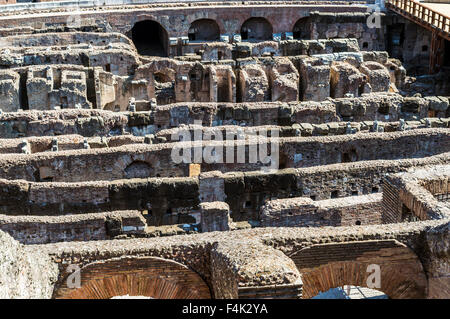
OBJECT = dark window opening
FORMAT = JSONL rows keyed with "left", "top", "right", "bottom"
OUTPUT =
{"left": 342, "top": 149, "right": 358, "bottom": 163}
{"left": 60, "top": 96, "right": 68, "bottom": 108}
{"left": 401, "top": 204, "right": 417, "bottom": 222}
{"left": 378, "top": 103, "right": 390, "bottom": 115}
{"left": 331, "top": 190, "right": 339, "bottom": 199}
{"left": 342, "top": 152, "right": 351, "bottom": 163}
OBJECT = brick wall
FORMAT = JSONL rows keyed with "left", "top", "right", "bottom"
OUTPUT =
{"left": 53, "top": 256, "right": 211, "bottom": 299}
{"left": 289, "top": 240, "right": 428, "bottom": 298}
{"left": 260, "top": 194, "right": 382, "bottom": 227}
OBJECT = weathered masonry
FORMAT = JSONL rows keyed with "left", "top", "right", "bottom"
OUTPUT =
{"left": 0, "top": 0, "right": 448, "bottom": 299}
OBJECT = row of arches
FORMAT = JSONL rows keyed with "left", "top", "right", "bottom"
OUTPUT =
{"left": 130, "top": 17, "right": 310, "bottom": 56}
{"left": 53, "top": 240, "right": 428, "bottom": 299}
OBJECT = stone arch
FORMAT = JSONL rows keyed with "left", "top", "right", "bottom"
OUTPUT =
{"left": 188, "top": 19, "right": 220, "bottom": 41}
{"left": 292, "top": 17, "right": 311, "bottom": 40}
{"left": 124, "top": 161, "right": 154, "bottom": 179}
{"left": 53, "top": 256, "right": 211, "bottom": 299}
{"left": 131, "top": 20, "right": 168, "bottom": 57}
{"left": 289, "top": 240, "right": 428, "bottom": 299}
{"left": 241, "top": 17, "right": 273, "bottom": 41}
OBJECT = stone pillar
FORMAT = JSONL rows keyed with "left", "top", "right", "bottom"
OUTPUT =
{"left": 198, "top": 171, "right": 225, "bottom": 202}
{"left": 200, "top": 202, "right": 231, "bottom": 232}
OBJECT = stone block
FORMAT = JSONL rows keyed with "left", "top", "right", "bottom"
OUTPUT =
{"left": 200, "top": 201, "right": 231, "bottom": 232}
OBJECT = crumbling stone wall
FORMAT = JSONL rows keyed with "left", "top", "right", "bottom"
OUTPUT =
{"left": 0, "top": 129, "right": 447, "bottom": 182}
{"left": 308, "top": 12, "right": 385, "bottom": 51}
{"left": 0, "top": 230, "right": 58, "bottom": 298}
{"left": 0, "top": 211, "right": 146, "bottom": 244}
{"left": 0, "top": 29, "right": 402, "bottom": 111}
{"left": 0, "top": 153, "right": 448, "bottom": 221}
{"left": 422, "top": 221, "right": 450, "bottom": 299}
{"left": 0, "top": 70, "right": 20, "bottom": 112}
{"left": 0, "top": 1, "right": 448, "bottom": 299}
{"left": 260, "top": 194, "right": 383, "bottom": 227}
{"left": 30, "top": 216, "right": 450, "bottom": 299}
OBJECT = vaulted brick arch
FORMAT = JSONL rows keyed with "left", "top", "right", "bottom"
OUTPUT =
{"left": 241, "top": 17, "right": 273, "bottom": 41}
{"left": 292, "top": 17, "right": 311, "bottom": 40}
{"left": 124, "top": 161, "right": 154, "bottom": 179}
{"left": 289, "top": 240, "right": 428, "bottom": 299}
{"left": 53, "top": 256, "right": 211, "bottom": 299}
{"left": 188, "top": 19, "right": 220, "bottom": 41}
{"left": 131, "top": 20, "right": 169, "bottom": 57}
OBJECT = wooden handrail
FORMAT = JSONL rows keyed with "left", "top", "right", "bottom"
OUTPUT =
{"left": 386, "top": 0, "right": 450, "bottom": 35}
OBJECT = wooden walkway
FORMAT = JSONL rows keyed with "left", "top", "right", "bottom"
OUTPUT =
{"left": 386, "top": 0, "right": 450, "bottom": 41}
{"left": 387, "top": 0, "right": 450, "bottom": 73}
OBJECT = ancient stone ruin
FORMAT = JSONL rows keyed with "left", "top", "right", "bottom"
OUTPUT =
{"left": 0, "top": 0, "right": 449, "bottom": 299}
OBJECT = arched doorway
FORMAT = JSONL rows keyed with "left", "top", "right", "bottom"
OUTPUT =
{"left": 188, "top": 19, "right": 220, "bottom": 41}
{"left": 124, "top": 161, "right": 153, "bottom": 179}
{"left": 53, "top": 257, "right": 211, "bottom": 299}
{"left": 289, "top": 240, "right": 428, "bottom": 299}
{"left": 293, "top": 17, "right": 311, "bottom": 40}
{"left": 240, "top": 17, "right": 273, "bottom": 41}
{"left": 131, "top": 20, "right": 168, "bottom": 57}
